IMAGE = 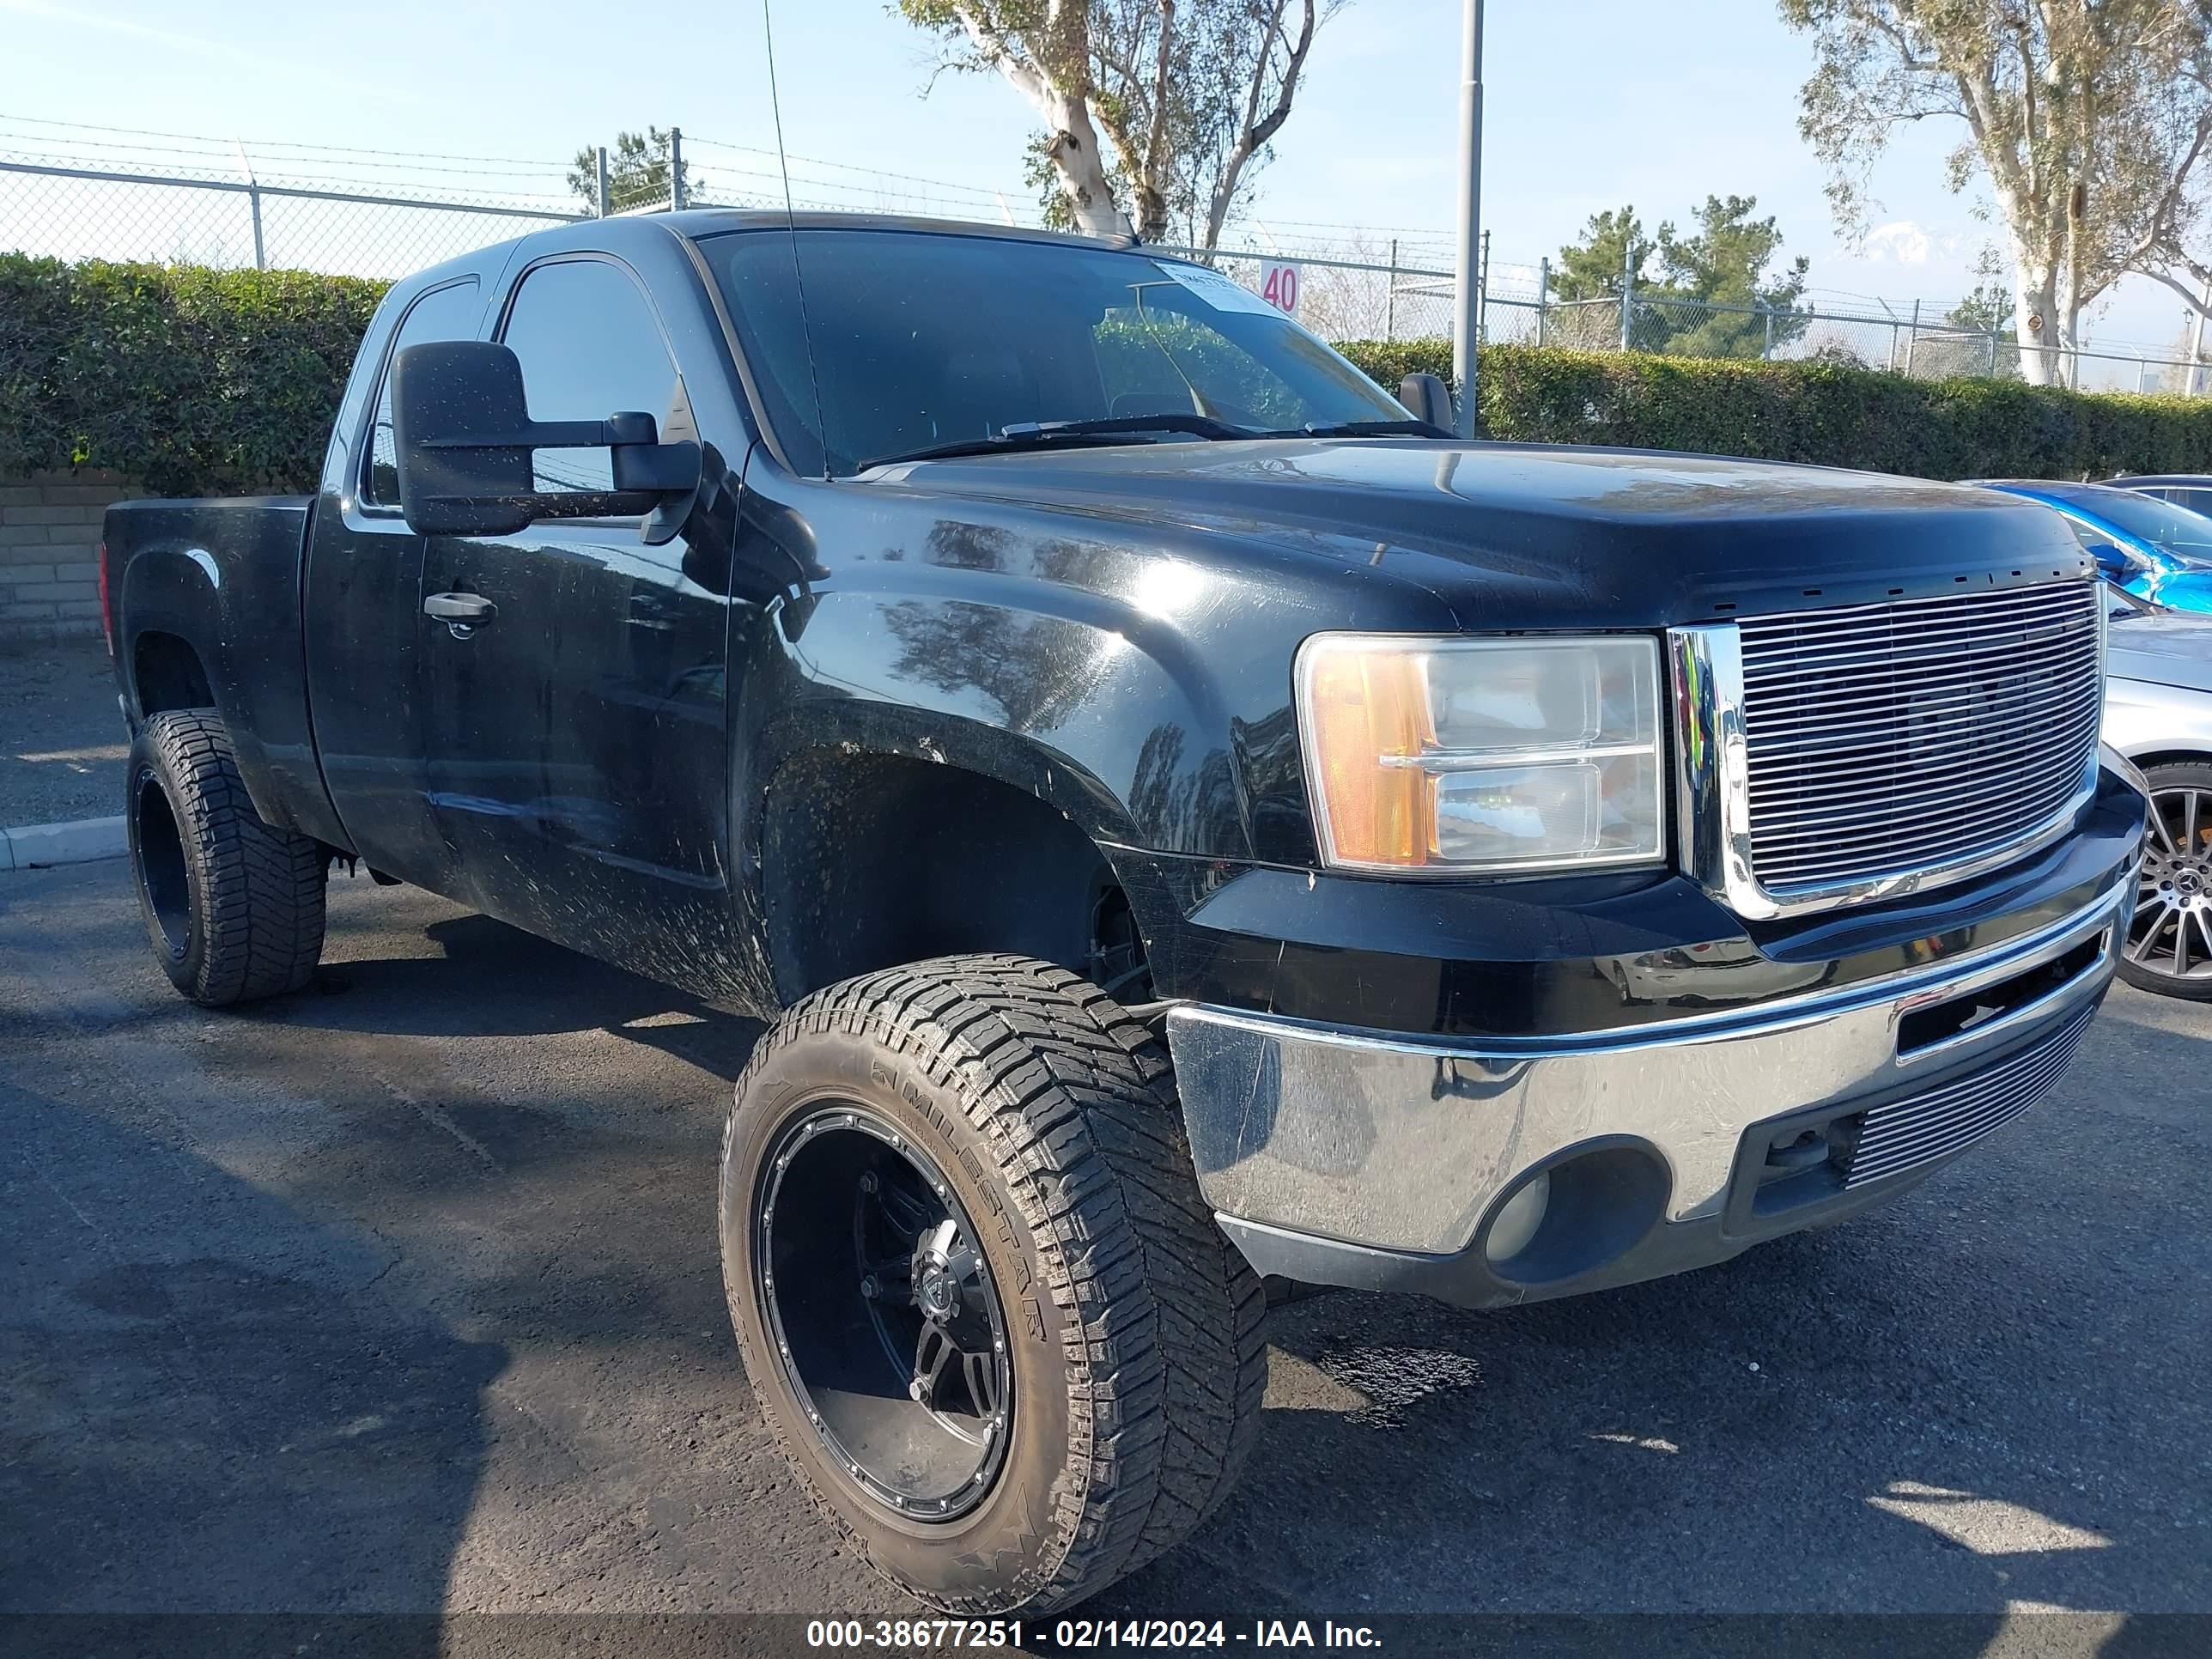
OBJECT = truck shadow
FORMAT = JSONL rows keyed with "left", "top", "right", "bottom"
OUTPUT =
{"left": 0, "top": 1081, "right": 504, "bottom": 1644}
{"left": 273, "top": 909, "right": 766, "bottom": 1085}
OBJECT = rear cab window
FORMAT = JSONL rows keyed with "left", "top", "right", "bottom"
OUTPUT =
{"left": 362, "top": 278, "right": 483, "bottom": 508}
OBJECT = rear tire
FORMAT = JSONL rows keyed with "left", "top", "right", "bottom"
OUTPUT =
{"left": 720, "top": 954, "right": 1267, "bottom": 1613}
{"left": 127, "top": 708, "right": 327, "bottom": 1006}
{"left": 2120, "top": 761, "right": 2212, "bottom": 1000}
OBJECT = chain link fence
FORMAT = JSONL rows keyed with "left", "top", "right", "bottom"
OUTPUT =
{"left": 0, "top": 118, "right": 1060, "bottom": 283}
{"left": 1169, "top": 241, "right": 2209, "bottom": 396}
{"left": 5, "top": 117, "right": 2206, "bottom": 396}
{"left": 1, "top": 159, "right": 589, "bottom": 281}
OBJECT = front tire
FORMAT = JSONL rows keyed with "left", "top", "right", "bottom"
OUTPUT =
{"left": 720, "top": 955, "right": 1267, "bottom": 1613}
{"left": 126, "top": 708, "right": 327, "bottom": 1006}
{"left": 2122, "top": 762, "right": 2212, "bottom": 1000}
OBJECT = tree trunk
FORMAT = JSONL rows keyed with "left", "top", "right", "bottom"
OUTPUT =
{"left": 1042, "top": 103, "right": 1129, "bottom": 238}
{"left": 2054, "top": 243, "right": 2085, "bottom": 391}
{"left": 952, "top": 1, "right": 1130, "bottom": 240}
{"left": 2009, "top": 258, "right": 2062, "bottom": 387}
{"left": 2056, "top": 302, "right": 2084, "bottom": 391}
{"left": 1129, "top": 182, "right": 1170, "bottom": 244}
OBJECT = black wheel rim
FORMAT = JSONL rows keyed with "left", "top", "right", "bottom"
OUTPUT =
{"left": 755, "top": 1103, "right": 1012, "bottom": 1522}
{"left": 2131, "top": 785, "right": 2212, "bottom": 982}
{"left": 133, "top": 767, "right": 190, "bottom": 960}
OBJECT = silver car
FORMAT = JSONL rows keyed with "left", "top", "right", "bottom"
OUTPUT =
{"left": 2108, "top": 474, "right": 2212, "bottom": 517}
{"left": 2106, "top": 588, "right": 2212, "bottom": 997}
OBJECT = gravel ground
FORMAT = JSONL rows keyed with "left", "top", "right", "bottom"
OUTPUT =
{"left": 0, "top": 640, "right": 125, "bottom": 827}
{"left": 2, "top": 859, "right": 2208, "bottom": 1656}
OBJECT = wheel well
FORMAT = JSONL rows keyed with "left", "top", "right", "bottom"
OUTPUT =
{"left": 762, "top": 751, "right": 1146, "bottom": 1004}
{"left": 133, "top": 632, "right": 215, "bottom": 716}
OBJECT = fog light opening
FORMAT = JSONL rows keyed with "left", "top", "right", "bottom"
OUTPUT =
{"left": 1482, "top": 1170, "right": 1551, "bottom": 1265}
{"left": 1481, "top": 1139, "right": 1671, "bottom": 1288}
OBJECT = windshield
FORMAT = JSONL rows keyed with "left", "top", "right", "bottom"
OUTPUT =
{"left": 701, "top": 227, "right": 1409, "bottom": 476}
{"left": 2071, "top": 489, "right": 2212, "bottom": 558}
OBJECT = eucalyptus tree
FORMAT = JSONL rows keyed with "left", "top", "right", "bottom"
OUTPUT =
{"left": 1779, "top": 0, "right": 2212, "bottom": 386}
{"left": 902, "top": 0, "right": 1343, "bottom": 247}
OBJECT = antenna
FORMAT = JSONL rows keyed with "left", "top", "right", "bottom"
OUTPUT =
{"left": 761, "top": 0, "right": 830, "bottom": 480}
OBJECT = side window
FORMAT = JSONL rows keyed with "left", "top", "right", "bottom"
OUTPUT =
{"left": 363, "top": 279, "right": 483, "bottom": 507}
{"left": 498, "top": 259, "right": 678, "bottom": 497}
{"left": 2172, "top": 489, "right": 2212, "bottom": 517}
{"left": 2063, "top": 518, "right": 2141, "bottom": 579}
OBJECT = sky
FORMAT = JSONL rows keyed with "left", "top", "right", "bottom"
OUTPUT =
{"left": 0, "top": 0, "right": 2197, "bottom": 359}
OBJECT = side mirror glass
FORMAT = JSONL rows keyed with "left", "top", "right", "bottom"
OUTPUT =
{"left": 391, "top": 339, "right": 702, "bottom": 538}
{"left": 1398, "top": 371, "right": 1454, "bottom": 431}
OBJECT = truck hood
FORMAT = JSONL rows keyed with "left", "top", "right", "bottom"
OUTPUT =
{"left": 877, "top": 438, "right": 2092, "bottom": 627}
{"left": 2110, "top": 605, "right": 2212, "bottom": 693}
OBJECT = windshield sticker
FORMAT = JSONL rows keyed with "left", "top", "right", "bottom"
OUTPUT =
{"left": 1152, "top": 260, "right": 1279, "bottom": 318}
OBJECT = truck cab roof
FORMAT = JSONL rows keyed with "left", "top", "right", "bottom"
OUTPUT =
{"left": 395, "top": 209, "right": 1147, "bottom": 305}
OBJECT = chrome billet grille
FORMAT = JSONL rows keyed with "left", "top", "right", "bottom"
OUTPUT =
{"left": 1845, "top": 1000, "right": 2094, "bottom": 1188}
{"left": 1737, "top": 581, "right": 2102, "bottom": 894}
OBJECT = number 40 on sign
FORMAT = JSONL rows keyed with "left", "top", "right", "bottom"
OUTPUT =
{"left": 1259, "top": 262, "right": 1301, "bottom": 316}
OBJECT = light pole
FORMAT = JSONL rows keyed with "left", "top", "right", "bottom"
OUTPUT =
{"left": 1451, "top": 0, "right": 1485, "bottom": 438}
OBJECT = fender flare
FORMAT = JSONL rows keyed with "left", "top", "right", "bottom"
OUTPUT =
{"left": 734, "top": 576, "right": 1251, "bottom": 865}
{"left": 115, "top": 545, "right": 224, "bottom": 723}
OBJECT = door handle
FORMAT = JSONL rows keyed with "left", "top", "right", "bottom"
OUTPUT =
{"left": 423, "top": 592, "right": 496, "bottom": 623}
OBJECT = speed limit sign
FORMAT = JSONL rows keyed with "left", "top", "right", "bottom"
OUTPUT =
{"left": 1259, "top": 261, "right": 1302, "bottom": 316}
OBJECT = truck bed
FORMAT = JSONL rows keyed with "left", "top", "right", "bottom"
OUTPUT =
{"left": 103, "top": 495, "right": 329, "bottom": 845}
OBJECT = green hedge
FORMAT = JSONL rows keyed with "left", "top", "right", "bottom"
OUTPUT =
{"left": 3, "top": 252, "right": 2208, "bottom": 495}
{"left": 0, "top": 254, "right": 387, "bottom": 496}
{"left": 1338, "top": 339, "right": 2212, "bottom": 481}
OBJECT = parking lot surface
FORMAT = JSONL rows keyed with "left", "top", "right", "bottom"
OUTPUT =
{"left": 0, "top": 640, "right": 124, "bottom": 829}
{"left": 3, "top": 859, "right": 2209, "bottom": 1648}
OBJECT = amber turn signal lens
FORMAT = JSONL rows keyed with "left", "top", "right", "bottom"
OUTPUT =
{"left": 1301, "top": 641, "right": 1437, "bottom": 866}
{"left": 1298, "top": 633, "right": 1665, "bottom": 875}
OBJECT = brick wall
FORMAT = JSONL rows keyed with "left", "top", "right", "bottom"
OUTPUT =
{"left": 1, "top": 471, "right": 137, "bottom": 645}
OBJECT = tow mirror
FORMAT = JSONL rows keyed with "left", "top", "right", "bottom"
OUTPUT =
{"left": 391, "top": 339, "right": 702, "bottom": 539}
{"left": 1398, "top": 371, "right": 1454, "bottom": 431}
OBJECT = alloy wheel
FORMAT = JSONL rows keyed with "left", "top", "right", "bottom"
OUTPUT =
{"left": 754, "top": 1103, "right": 1013, "bottom": 1522}
{"left": 2130, "top": 784, "right": 2212, "bottom": 984}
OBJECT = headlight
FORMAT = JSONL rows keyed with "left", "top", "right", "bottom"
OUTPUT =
{"left": 1295, "top": 633, "right": 1665, "bottom": 874}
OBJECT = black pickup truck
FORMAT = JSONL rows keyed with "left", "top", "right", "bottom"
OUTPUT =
{"left": 103, "top": 211, "right": 2145, "bottom": 1614}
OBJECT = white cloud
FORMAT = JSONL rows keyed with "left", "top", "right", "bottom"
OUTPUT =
{"left": 1856, "top": 221, "right": 1962, "bottom": 265}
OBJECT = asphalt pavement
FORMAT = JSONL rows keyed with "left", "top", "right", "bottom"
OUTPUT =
{"left": 1, "top": 639, "right": 125, "bottom": 828}
{"left": 3, "top": 858, "right": 2209, "bottom": 1654}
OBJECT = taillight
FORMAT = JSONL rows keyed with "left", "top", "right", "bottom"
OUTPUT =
{"left": 96, "top": 541, "right": 113, "bottom": 656}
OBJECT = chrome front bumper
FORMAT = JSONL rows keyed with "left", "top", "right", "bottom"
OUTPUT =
{"left": 1164, "top": 881, "right": 2126, "bottom": 1302}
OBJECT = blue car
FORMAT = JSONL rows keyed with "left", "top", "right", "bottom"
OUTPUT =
{"left": 1974, "top": 480, "right": 2212, "bottom": 612}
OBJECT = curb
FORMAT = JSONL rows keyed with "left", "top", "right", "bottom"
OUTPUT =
{"left": 0, "top": 815, "right": 128, "bottom": 872}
